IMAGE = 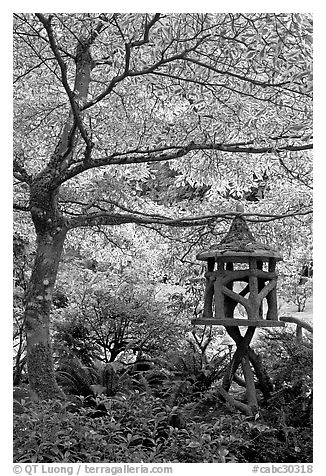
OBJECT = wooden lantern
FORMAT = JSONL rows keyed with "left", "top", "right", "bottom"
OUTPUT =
{"left": 192, "top": 213, "right": 286, "bottom": 414}
{"left": 192, "top": 214, "right": 284, "bottom": 328}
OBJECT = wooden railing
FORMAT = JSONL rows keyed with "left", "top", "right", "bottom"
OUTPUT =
{"left": 279, "top": 315, "right": 313, "bottom": 344}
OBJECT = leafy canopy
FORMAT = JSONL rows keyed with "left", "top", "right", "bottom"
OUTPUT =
{"left": 14, "top": 13, "right": 312, "bottom": 231}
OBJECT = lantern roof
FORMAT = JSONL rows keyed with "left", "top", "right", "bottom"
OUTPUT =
{"left": 197, "top": 214, "right": 282, "bottom": 262}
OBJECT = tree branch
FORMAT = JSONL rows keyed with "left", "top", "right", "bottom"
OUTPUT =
{"left": 35, "top": 13, "right": 96, "bottom": 164}
{"left": 13, "top": 152, "right": 33, "bottom": 184}
{"left": 66, "top": 208, "right": 312, "bottom": 230}
{"left": 35, "top": 14, "right": 82, "bottom": 127}
{"left": 56, "top": 140, "right": 313, "bottom": 184}
{"left": 184, "top": 56, "right": 291, "bottom": 89}
{"left": 14, "top": 203, "right": 31, "bottom": 212}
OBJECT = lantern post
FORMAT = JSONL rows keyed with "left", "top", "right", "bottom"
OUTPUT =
{"left": 192, "top": 209, "right": 284, "bottom": 415}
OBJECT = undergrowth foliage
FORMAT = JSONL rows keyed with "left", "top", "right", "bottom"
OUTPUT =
{"left": 14, "top": 327, "right": 312, "bottom": 463}
{"left": 257, "top": 329, "right": 313, "bottom": 430}
{"left": 13, "top": 250, "right": 312, "bottom": 464}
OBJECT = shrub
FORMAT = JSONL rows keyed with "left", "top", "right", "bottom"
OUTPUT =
{"left": 13, "top": 393, "right": 238, "bottom": 463}
{"left": 56, "top": 358, "right": 127, "bottom": 398}
{"left": 14, "top": 381, "right": 313, "bottom": 464}
{"left": 246, "top": 328, "right": 313, "bottom": 462}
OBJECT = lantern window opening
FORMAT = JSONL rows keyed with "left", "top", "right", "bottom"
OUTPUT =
{"left": 235, "top": 303, "right": 248, "bottom": 319}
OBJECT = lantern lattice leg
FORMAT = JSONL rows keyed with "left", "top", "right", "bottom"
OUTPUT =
{"left": 242, "top": 354, "right": 258, "bottom": 410}
{"left": 217, "top": 325, "right": 274, "bottom": 415}
{"left": 221, "top": 327, "right": 255, "bottom": 392}
{"left": 225, "top": 326, "right": 273, "bottom": 398}
{"left": 203, "top": 258, "right": 215, "bottom": 318}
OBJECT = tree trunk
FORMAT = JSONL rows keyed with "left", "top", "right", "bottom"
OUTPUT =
{"left": 21, "top": 25, "right": 95, "bottom": 399}
{"left": 24, "top": 206, "right": 67, "bottom": 399}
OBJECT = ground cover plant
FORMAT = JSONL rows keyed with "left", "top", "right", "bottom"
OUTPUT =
{"left": 14, "top": 326, "right": 312, "bottom": 463}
